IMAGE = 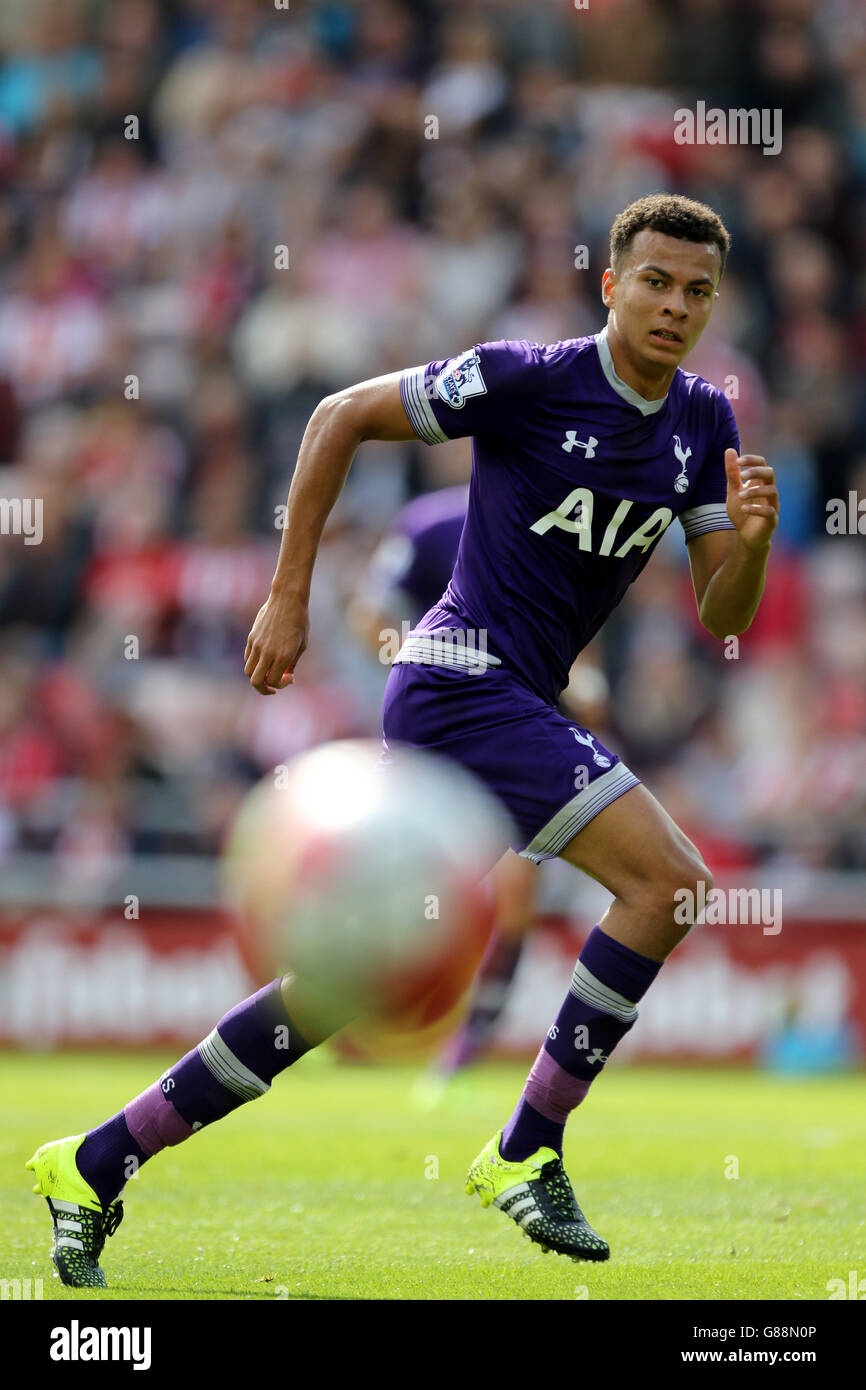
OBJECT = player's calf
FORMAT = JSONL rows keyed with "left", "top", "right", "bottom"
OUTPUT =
{"left": 26, "top": 976, "right": 335, "bottom": 1287}
{"left": 485, "top": 787, "right": 713, "bottom": 1214}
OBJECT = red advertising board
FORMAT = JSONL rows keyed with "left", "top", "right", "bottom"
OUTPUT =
{"left": 496, "top": 918, "right": 866, "bottom": 1062}
{"left": 0, "top": 909, "right": 864, "bottom": 1060}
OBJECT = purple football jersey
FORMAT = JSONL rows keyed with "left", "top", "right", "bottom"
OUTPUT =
{"left": 398, "top": 326, "right": 738, "bottom": 704}
{"left": 362, "top": 485, "right": 468, "bottom": 622}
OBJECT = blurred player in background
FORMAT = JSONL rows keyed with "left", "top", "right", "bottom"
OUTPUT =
{"left": 348, "top": 484, "right": 611, "bottom": 1101}
{"left": 27, "top": 193, "right": 779, "bottom": 1283}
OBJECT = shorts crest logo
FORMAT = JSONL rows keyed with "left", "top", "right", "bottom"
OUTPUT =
{"left": 569, "top": 727, "right": 612, "bottom": 768}
{"left": 434, "top": 350, "right": 488, "bottom": 409}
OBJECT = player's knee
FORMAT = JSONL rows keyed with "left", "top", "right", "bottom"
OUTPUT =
{"left": 672, "top": 854, "right": 714, "bottom": 940}
{"left": 638, "top": 848, "right": 714, "bottom": 931}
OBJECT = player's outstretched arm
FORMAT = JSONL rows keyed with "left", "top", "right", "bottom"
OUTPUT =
{"left": 244, "top": 374, "right": 417, "bottom": 695}
{"left": 687, "top": 450, "right": 780, "bottom": 639}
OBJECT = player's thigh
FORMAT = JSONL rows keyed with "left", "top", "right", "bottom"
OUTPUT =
{"left": 490, "top": 850, "right": 537, "bottom": 938}
{"left": 557, "top": 782, "right": 713, "bottom": 910}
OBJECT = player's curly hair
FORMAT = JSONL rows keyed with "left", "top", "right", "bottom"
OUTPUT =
{"left": 610, "top": 194, "right": 731, "bottom": 277}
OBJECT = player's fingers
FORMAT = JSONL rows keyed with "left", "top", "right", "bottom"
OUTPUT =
{"left": 261, "top": 660, "right": 295, "bottom": 690}
{"left": 724, "top": 448, "right": 740, "bottom": 486}
{"left": 741, "top": 503, "right": 778, "bottom": 516}
{"left": 737, "top": 483, "right": 779, "bottom": 501}
{"left": 738, "top": 465, "right": 774, "bottom": 481}
{"left": 248, "top": 649, "right": 291, "bottom": 693}
{"left": 250, "top": 669, "right": 293, "bottom": 696}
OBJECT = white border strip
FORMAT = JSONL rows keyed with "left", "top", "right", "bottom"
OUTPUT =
{"left": 570, "top": 960, "right": 637, "bottom": 1020}
{"left": 393, "top": 634, "right": 502, "bottom": 669}
{"left": 399, "top": 366, "right": 449, "bottom": 445}
{"left": 198, "top": 1028, "right": 270, "bottom": 1102}
{"left": 680, "top": 503, "right": 735, "bottom": 541}
{"left": 520, "top": 763, "right": 639, "bottom": 863}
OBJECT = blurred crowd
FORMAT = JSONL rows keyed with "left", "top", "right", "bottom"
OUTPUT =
{"left": 0, "top": 0, "right": 865, "bottom": 887}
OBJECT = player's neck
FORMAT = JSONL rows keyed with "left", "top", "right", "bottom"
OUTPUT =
{"left": 604, "top": 318, "right": 677, "bottom": 402}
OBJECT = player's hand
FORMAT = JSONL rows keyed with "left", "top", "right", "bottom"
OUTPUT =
{"left": 244, "top": 591, "right": 309, "bottom": 695}
{"left": 724, "top": 450, "right": 779, "bottom": 551}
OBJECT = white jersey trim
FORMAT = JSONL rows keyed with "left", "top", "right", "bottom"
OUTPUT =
{"left": 400, "top": 366, "right": 449, "bottom": 445}
{"left": 595, "top": 326, "right": 669, "bottom": 416}
{"left": 393, "top": 633, "right": 502, "bottom": 670}
{"left": 679, "top": 503, "right": 735, "bottom": 541}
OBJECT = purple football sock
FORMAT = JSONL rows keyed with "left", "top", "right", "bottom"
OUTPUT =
{"left": 76, "top": 979, "right": 313, "bottom": 1207}
{"left": 499, "top": 926, "right": 662, "bottom": 1161}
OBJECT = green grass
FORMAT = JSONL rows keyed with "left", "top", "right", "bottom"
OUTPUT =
{"left": 3, "top": 1051, "right": 864, "bottom": 1300}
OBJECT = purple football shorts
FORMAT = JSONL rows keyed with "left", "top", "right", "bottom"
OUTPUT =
{"left": 381, "top": 660, "right": 639, "bottom": 864}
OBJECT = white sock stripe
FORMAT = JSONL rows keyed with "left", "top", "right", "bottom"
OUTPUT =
{"left": 570, "top": 960, "right": 637, "bottom": 1021}
{"left": 197, "top": 1029, "right": 270, "bottom": 1102}
{"left": 569, "top": 973, "right": 632, "bottom": 1016}
{"left": 197, "top": 1033, "right": 252, "bottom": 1100}
{"left": 199, "top": 1029, "right": 269, "bottom": 1100}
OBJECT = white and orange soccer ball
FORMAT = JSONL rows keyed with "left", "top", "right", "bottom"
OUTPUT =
{"left": 222, "top": 740, "right": 511, "bottom": 1036}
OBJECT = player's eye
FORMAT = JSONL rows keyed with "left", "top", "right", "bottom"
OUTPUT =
{"left": 690, "top": 287, "right": 709, "bottom": 298}
{"left": 645, "top": 277, "right": 664, "bottom": 287}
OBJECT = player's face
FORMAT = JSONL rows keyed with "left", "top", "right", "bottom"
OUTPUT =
{"left": 602, "top": 229, "right": 721, "bottom": 370}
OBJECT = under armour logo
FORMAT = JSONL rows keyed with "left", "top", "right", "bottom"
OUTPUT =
{"left": 563, "top": 431, "right": 598, "bottom": 459}
{"left": 547, "top": 1024, "right": 559, "bottom": 1041}
{"left": 160, "top": 1074, "right": 175, "bottom": 1093}
{"left": 587, "top": 1048, "right": 608, "bottom": 1065}
{"left": 673, "top": 434, "right": 692, "bottom": 493}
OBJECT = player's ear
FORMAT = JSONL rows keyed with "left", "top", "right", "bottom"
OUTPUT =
{"left": 601, "top": 267, "right": 615, "bottom": 308}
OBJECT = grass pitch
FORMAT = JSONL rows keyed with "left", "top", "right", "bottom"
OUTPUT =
{"left": 3, "top": 1051, "right": 863, "bottom": 1301}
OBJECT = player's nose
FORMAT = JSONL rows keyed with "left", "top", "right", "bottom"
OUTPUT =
{"left": 662, "top": 289, "right": 689, "bottom": 317}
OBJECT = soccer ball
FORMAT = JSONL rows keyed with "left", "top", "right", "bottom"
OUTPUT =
{"left": 222, "top": 740, "right": 511, "bottom": 1035}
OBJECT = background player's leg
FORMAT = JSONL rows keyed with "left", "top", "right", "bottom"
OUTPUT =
{"left": 435, "top": 852, "right": 533, "bottom": 1076}
{"left": 500, "top": 784, "right": 712, "bottom": 1159}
